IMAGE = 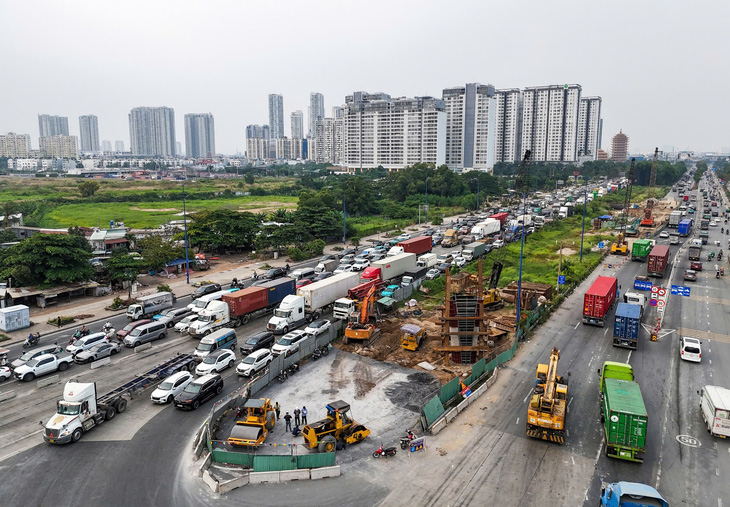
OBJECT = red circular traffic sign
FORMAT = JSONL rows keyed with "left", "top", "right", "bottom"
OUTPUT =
{"left": 649, "top": 300, "right": 658, "bottom": 306}
{"left": 651, "top": 286, "right": 658, "bottom": 293}
{"left": 658, "top": 288, "right": 666, "bottom": 296}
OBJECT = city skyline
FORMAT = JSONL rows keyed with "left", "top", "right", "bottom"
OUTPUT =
{"left": 2, "top": 1, "right": 729, "bottom": 155}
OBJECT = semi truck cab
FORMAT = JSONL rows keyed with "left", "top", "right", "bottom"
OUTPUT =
{"left": 267, "top": 295, "right": 307, "bottom": 334}
{"left": 44, "top": 382, "right": 100, "bottom": 444}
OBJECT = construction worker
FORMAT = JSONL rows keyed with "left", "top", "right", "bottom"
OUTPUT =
{"left": 274, "top": 401, "right": 281, "bottom": 420}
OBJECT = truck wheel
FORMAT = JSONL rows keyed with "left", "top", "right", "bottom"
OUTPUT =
{"left": 318, "top": 435, "right": 336, "bottom": 453}
{"left": 116, "top": 399, "right": 127, "bottom": 413}
{"left": 105, "top": 406, "right": 116, "bottom": 421}
{"left": 282, "top": 326, "right": 289, "bottom": 335}
{"left": 57, "top": 362, "right": 69, "bottom": 371}
{"left": 71, "top": 428, "right": 83, "bottom": 443}
{"left": 23, "top": 373, "right": 35, "bottom": 381}
{"left": 242, "top": 315, "right": 250, "bottom": 325}
{"left": 265, "top": 411, "right": 275, "bottom": 431}
{"left": 204, "top": 330, "right": 211, "bottom": 336}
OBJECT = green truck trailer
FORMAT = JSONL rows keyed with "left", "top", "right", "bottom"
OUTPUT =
{"left": 598, "top": 361, "right": 647, "bottom": 463}
{"left": 630, "top": 239, "right": 652, "bottom": 262}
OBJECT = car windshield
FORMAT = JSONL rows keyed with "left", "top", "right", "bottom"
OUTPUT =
{"left": 242, "top": 356, "right": 256, "bottom": 364}
{"left": 122, "top": 323, "right": 136, "bottom": 332}
{"left": 194, "top": 299, "right": 208, "bottom": 309}
{"left": 158, "top": 380, "right": 174, "bottom": 390}
{"left": 183, "top": 383, "right": 202, "bottom": 394}
{"left": 57, "top": 402, "right": 80, "bottom": 415}
{"left": 19, "top": 351, "right": 35, "bottom": 361}
{"left": 196, "top": 343, "right": 214, "bottom": 352}
{"left": 309, "top": 321, "right": 324, "bottom": 329}
{"left": 25, "top": 358, "right": 40, "bottom": 367}
{"left": 278, "top": 337, "right": 293, "bottom": 346}
{"left": 202, "top": 355, "right": 218, "bottom": 364}
{"left": 198, "top": 314, "right": 214, "bottom": 323}
{"left": 130, "top": 328, "right": 143, "bottom": 337}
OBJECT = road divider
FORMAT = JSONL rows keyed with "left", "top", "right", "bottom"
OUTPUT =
{"left": 90, "top": 357, "right": 111, "bottom": 369}
{"left": 0, "top": 390, "right": 16, "bottom": 403}
{"left": 37, "top": 374, "right": 60, "bottom": 388}
{"left": 134, "top": 343, "right": 152, "bottom": 353}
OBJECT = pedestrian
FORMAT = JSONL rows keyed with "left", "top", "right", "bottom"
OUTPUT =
{"left": 57, "top": 316, "right": 61, "bottom": 328}
{"left": 301, "top": 406, "right": 308, "bottom": 425}
{"left": 284, "top": 412, "right": 292, "bottom": 432}
{"left": 294, "top": 407, "right": 301, "bottom": 427}
{"left": 275, "top": 401, "right": 281, "bottom": 420}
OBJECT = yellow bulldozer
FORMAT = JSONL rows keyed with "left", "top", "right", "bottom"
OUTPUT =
{"left": 227, "top": 398, "right": 276, "bottom": 447}
{"left": 400, "top": 324, "right": 426, "bottom": 351}
{"left": 302, "top": 400, "right": 370, "bottom": 452}
{"left": 526, "top": 347, "right": 568, "bottom": 444}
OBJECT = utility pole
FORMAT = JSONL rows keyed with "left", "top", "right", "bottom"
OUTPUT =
{"left": 342, "top": 184, "right": 347, "bottom": 245}
{"left": 425, "top": 176, "right": 428, "bottom": 224}
{"left": 182, "top": 182, "right": 190, "bottom": 284}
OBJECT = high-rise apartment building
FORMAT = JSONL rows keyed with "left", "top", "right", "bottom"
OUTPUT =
{"left": 521, "top": 84, "right": 582, "bottom": 162}
{"left": 313, "top": 118, "right": 336, "bottom": 164}
{"left": 246, "top": 124, "right": 271, "bottom": 160}
{"left": 40, "top": 135, "right": 79, "bottom": 158}
{"left": 128, "top": 107, "right": 176, "bottom": 157}
{"left": 268, "top": 94, "right": 284, "bottom": 139}
{"left": 184, "top": 113, "right": 216, "bottom": 158}
{"left": 576, "top": 97, "right": 602, "bottom": 160}
{"left": 115, "top": 140, "right": 125, "bottom": 152}
{"left": 611, "top": 130, "right": 629, "bottom": 162}
{"left": 442, "top": 83, "right": 497, "bottom": 172}
{"left": 290, "top": 111, "right": 304, "bottom": 139}
{"left": 245, "top": 124, "right": 270, "bottom": 140}
{"left": 275, "top": 138, "right": 292, "bottom": 160}
{"left": 343, "top": 92, "right": 446, "bottom": 171}
{"left": 102, "top": 140, "right": 113, "bottom": 152}
{"left": 38, "top": 114, "right": 69, "bottom": 138}
{"left": 308, "top": 92, "right": 325, "bottom": 137}
{"left": 78, "top": 115, "right": 100, "bottom": 152}
{"left": 0, "top": 133, "right": 32, "bottom": 157}
{"left": 495, "top": 89, "right": 523, "bottom": 163}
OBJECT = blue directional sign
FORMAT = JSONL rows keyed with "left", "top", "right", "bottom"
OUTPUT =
{"left": 634, "top": 279, "right": 653, "bottom": 291}
{"left": 598, "top": 241, "right": 605, "bottom": 249}
{"left": 671, "top": 285, "right": 691, "bottom": 297}
{"left": 558, "top": 275, "right": 566, "bottom": 285}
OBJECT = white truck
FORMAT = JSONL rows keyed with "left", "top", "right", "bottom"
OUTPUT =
{"left": 126, "top": 292, "right": 175, "bottom": 320}
{"left": 623, "top": 291, "right": 646, "bottom": 317}
{"left": 188, "top": 300, "right": 230, "bottom": 338}
{"left": 699, "top": 385, "right": 730, "bottom": 438}
{"left": 416, "top": 253, "right": 438, "bottom": 269}
{"left": 470, "top": 218, "right": 501, "bottom": 239}
{"left": 43, "top": 354, "right": 195, "bottom": 444}
{"left": 315, "top": 258, "right": 338, "bottom": 274}
{"left": 13, "top": 353, "right": 73, "bottom": 382}
{"left": 267, "top": 272, "right": 359, "bottom": 334}
{"left": 668, "top": 210, "right": 682, "bottom": 228}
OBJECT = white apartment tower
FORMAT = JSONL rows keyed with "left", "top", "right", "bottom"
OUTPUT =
{"left": 495, "top": 89, "right": 523, "bottom": 163}
{"left": 308, "top": 92, "right": 325, "bottom": 137}
{"left": 521, "top": 84, "right": 582, "bottom": 163}
{"left": 313, "top": 118, "right": 337, "bottom": 164}
{"left": 79, "top": 115, "right": 100, "bottom": 152}
{"left": 184, "top": 113, "right": 216, "bottom": 158}
{"left": 576, "top": 97, "right": 602, "bottom": 160}
{"left": 290, "top": 111, "right": 304, "bottom": 139}
{"left": 343, "top": 92, "right": 446, "bottom": 171}
{"left": 129, "top": 107, "right": 176, "bottom": 157}
{"left": 38, "top": 114, "right": 69, "bottom": 137}
{"left": 0, "top": 133, "right": 32, "bottom": 157}
{"left": 442, "top": 83, "right": 497, "bottom": 172}
{"left": 268, "top": 94, "right": 284, "bottom": 139}
{"left": 40, "top": 135, "right": 79, "bottom": 158}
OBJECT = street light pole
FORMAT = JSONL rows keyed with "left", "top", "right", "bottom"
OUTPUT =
{"left": 343, "top": 184, "right": 347, "bottom": 245}
{"left": 182, "top": 182, "right": 190, "bottom": 284}
{"left": 580, "top": 176, "right": 587, "bottom": 262}
{"left": 425, "top": 176, "right": 428, "bottom": 224}
{"left": 517, "top": 191, "right": 527, "bottom": 323}
{"left": 477, "top": 175, "right": 480, "bottom": 212}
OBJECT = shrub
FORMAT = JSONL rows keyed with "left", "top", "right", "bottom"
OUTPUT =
{"left": 46, "top": 316, "right": 76, "bottom": 326}
{"left": 157, "top": 284, "right": 172, "bottom": 293}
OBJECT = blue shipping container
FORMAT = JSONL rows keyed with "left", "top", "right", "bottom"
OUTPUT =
{"left": 258, "top": 278, "right": 295, "bottom": 306}
{"left": 678, "top": 219, "right": 692, "bottom": 236}
{"left": 613, "top": 302, "right": 641, "bottom": 349}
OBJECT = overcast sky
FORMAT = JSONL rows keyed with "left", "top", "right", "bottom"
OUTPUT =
{"left": 2, "top": 0, "right": 729, "bottom": 156}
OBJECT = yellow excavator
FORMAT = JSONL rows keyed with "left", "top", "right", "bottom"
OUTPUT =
{"left": 526, "top": 347, "right": 568, "bottom": 444}
{"left": 611, "top": 158, "right": 635, "bottom": 255}
{"left": 343, "top": 285, "right": 380, "bottom": 345}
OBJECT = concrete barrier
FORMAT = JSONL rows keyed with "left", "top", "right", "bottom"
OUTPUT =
{"left": 217, "top": 473, "right": 249, "bottom": 493}
{"left": 202, "top": 469, "right": 218, "bottom": 493}
{"left": 134, "top": 343, "right": 152, "bottom": 353}
{"left": 429, "top": 416, "right": 447, "bottom": 435}
{"left": 198, "top": 452, "right": 212, "bottom": 478}
{"left": 0, "top": 390, "right": 16, "bottom": 403}
{"left": 310, "top": 466, "right": 340, "bottom": 480}
{"left": 279, "top": 469, "right": 310, "bottom": 482}
{"left": 444, "top": 407, "right": 458, "bottom": 424}
{"left": 456, "top": 397, "right": 470, "bottom": 414}
{"left": 90, "top": 356, "right": 111, "bottom": 369}
{"left": 37, "top": 374, "right": 60, "bottom": 388}
{"left": 248, "top": 471, "right": 280, "bottom": 484}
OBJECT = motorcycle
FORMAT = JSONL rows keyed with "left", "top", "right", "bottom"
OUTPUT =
{"left": 400, "top": 430, "right": 417, "bottom": 450}
{"left": 311, "top": 344, "right": 330, "bottom": 361}
{"left": 372, "top": 443, "right": 397, "bottom": 458}
{"left": 73, "top": 329, "right": 90, "bottom": 340}
{"left": 251, "top": 271, "right": 259, "bottom": 281}
{"left": 717, "top": 271, "right": 721, "bottom": 279}
{"left": 23, "top": 332, "right": 40, "bottom": 348}
{"left": 287, "top": 362, "right": 299, "bottom": 376}
{"left": 277, "top": 369, "right": 288, "bottom": 383}
{"left": 102, "top": 323, "right": 116, "bottom": 340}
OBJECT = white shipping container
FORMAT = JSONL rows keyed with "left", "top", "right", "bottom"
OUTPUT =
{"left": 0, "top": 304, "right": 31, "bottom": 332}
{"left": 298, "top": 272, "right": 360, "bottom": 312}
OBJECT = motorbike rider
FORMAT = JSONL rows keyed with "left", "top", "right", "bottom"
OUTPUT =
{"left": 251, "top": 271, "right": 258, "bottom": 280}
{"left": 81, "top": 324, "right": 88, "bottom": 335}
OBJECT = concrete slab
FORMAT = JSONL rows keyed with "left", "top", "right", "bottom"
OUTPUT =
{"left": 248, "top": 471, "right": 280, "bottom": 484}
{"left": 444, "top": 407, "right": 458, "bottom": 423}
{"left": 217, "top": 473, "right": 249, "bottom": 493}
{"left": 198, "top": 452, "right": 212, "bottom": 478}
{"left": 134, "top": 343, "right": 152, "bottom": 353}
{"left": 310, "top": 466, "right": 340, "bottom": 480}
{"left": 90, "top": 356, "right": 111, "bottom": 369}
{"left": 36, "top": 374, "right": 60, "bottom": 388}
{"left": 279, "top": 469, "right": 310, "bottom": 482}
{"left": 456, "top": 397, "right": 470, "bottom": 414}
{"left": 417, "top": 361, "right": 436, "bottom": 371}
{"left": 202, "top": 469, "right": 218, "bottom": 493}
{"left": 429, "top": 417, "right": 447, "bottom": 435}
{"left": 0, "top": 391, "right": 16, "bottom": 403}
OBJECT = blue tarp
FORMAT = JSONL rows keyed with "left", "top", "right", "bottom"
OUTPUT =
{"left": 598, "top": 215, "right": 613, "bottom": 219}
{"left": 165, "top": 258, "right": 190, "bottom": 267}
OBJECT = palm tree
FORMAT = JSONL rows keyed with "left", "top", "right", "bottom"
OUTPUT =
{"left": 0, "top": 201, "right": 21, "bottom": 229}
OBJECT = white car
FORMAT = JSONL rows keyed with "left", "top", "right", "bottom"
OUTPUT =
{"left": 304, "top": 319, "right": 332, "bottom": 337}
{"left": 236, "top": 349, "right": 273, "bottom": 377}
{"left": 352, "top": 259, "right": 370, "bottom": 271}
{"left": 0, "top": 366, "right": 11, "bottom": 382}
{"left": 154, "top": 307, "right": 194, "bottom": 328}
{"left": 451, "top": 250, "right": 462, "bottom": 258}
{"left": 454, "top": 256, "right": 467, "bottom": 268}
{"left": 195, "top": 349, "right": 236, "bottom": 376}
{"left": 398, "top": 233, "right": 411, "bottom": 240}
{"left": 150, "top": 371, "right": 194, "bottom": 404}
{"left": 174, "top": 315, "right": 199, "bottom": 333}
{"left": 425, "top": 268, "right": 441, "bottom": 280}
{"left": 492, "top": 239, "right": 505, "bottom": 248}
{"left": 659, "top": 231, "right": 670, "bottom": 238}
{"left": 333, "top": 265, "right": 354, "bottom": 274}
{"left": 680, "top": 336, "right": 702, "bottom": 362}
{"left": 710, "top": 221, "right": 718, "bottom": 227}
{"left": 271, "top": 330, "right": 308, "bottom": 356}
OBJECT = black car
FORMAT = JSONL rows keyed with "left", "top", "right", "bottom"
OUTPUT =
{"left": 313, "top": 271, "right": 333, "bottom": 282}
{"left": 422, "top": 228, "right": 435, "bottom": 236}
{"left": 338, "top": 248, "right": 357, "bottom": 258}
{"left": 173, "top": 373, "right": 223, "bottom": 410}
{"left": 263, "top": 267, "right": 287, "bottom": 280}
{"left": 319, "top": 254, "right": 338, "bottom": 262}
{"left": 240, "top": 331, "right": 275, "bottom": 355}
{"left": 191, "top": 283, "right": 222, "bottom": 300}
{"left": 437, "top": 262, "right": 452, "bottom": 273}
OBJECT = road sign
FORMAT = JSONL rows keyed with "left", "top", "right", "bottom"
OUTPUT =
{"left": 671, "top": 285, "right": 691, "bottom": 297}
{"left": 657, "top": 300, "right": 665, "bottom": 307}
{"left": 558, "top": 275, "right": 566, "bottom": 285}
{"left": 651, "top": 286, "right": 659, "bottom": 294}
{"left": 599, "top": 241, "right": 604, "bottom": 249}
{"left": 634, "top": 280, "right": 652, "bottom": 291}
{"left": 649, "top": 299, "right": 658, "bottom": 306}
{"left": 658, "top": 288, "right": 666, "bottom": 297}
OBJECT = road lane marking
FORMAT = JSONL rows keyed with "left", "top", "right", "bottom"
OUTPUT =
{"left": 515, "top": 418, "right": 519, "bottom": 425}
{"left": 574, "top": 322, "right": 580, "bottom": 329}
{"left": 523, "top": 388, "right": 533, "bottom": 403}
{"left": 571, "top": 456, "right": 575, "bottom": 465}
{"left": 603, "top": 328, "right": 609, "bottom": 336}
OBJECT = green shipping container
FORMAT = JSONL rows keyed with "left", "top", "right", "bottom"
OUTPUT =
{"left": 603, "top": 379, "right": 647, "bottom": 463}
{"left": 630, "top": 239, "right": 652, "bottom": 261}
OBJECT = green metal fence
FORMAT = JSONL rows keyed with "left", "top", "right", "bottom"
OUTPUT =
{"left": 439, "top": 377, "right": 461, "bottom": 405}
{"left": 209, "top": 445, "right": 335, "bottom": 471}
{"left": 253, "top": 455, "right": 297, "bottom": 472}
{"left": 422, "top": 395, "right": 446, "bottom": 427}
{"left": 213, "top": 449, "right": 255, "bottom": 467}
{"left": 296, "top": 452, "right": 336, "bottom": 469}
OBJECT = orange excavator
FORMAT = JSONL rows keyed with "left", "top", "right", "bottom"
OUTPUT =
{"left": 343, "top": 286, "right": 380, "bottom": 345}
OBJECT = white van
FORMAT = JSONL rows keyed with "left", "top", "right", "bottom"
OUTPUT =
{"left": 387, "top": 246, "right": 404, "bottom": 257}
{"left": 188, "top": 289, "right": 238, "bottom": 314}
{"left": 699, "top": 385, "right": 730, "bottom": 437}
{"left": 66, "top": 332, "right": 109, "bottom": 356}
{"left": 417, "top": 253, "right": 438, "bottom": 269}
{"left": 680, "top": 336, "right": 702, "bottom": 362}
{"left": 289, "top": 267, "right": 315, "bottom": 282}
{"left": 194, "top": 328, "right": 237, "bottom": 360}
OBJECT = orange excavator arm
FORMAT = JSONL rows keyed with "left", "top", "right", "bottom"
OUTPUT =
{"left": 360, "top": 286, "right": 376, "bottom": 324}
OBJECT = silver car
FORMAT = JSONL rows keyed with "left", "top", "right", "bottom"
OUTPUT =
{"left": 74, "top": 342, "right": 121, "bottom": 364}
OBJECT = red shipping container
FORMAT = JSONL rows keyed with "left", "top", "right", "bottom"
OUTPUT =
{"left": 222, "top": 287, "right": 269, "bottom": 323}
{"left": 489, "top": 212, "right": 509, "bottom": 225}
{"left": 647, "top": 245, "right": 670, "bottom": 278}
{"left": 397, "top": 236, "right": 432, "bottom": 256}
{"left": 583, "top": 276, "right": 618, "bottom": 326}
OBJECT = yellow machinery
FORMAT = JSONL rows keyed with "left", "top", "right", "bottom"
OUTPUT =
{"left": 611, "top": 158, "right": 636, "bottom": 255}
{"left": 640, "top": 148, "right": 659, "bottom": 227}
{"left": 526, "top": 347, "right": 568, "bottom": 444}
{"left": 343, "top": 286, "right": 380, "bottom": 345}
{"left": 227, "top": 398, "right": 276, "bottom": 446}
{"left": 401, "top": 324, "right": 426, "bottom": 351}
{"left": 302, "top": 400, "right": 370, "bottom": 452}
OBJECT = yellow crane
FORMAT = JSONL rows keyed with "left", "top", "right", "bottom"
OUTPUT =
{"left": 526, "top": 347, "right": 569, "bottom": 444}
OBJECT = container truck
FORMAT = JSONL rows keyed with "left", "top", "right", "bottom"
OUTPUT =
{"left": 647, "top": 245, "right": 670, "bottom": 277}
{"left": 688, "top": 241, "right": 702, "bottom": 261}
{"left": 698, "top": 385, "right": 730, "bottom": 438}
{"left": 470, "top": 219, "right": 501, "bottom": 238}
{"left": 668, "top": 210, "right": 682, "bottom": 227}
{"left": 583, "top": 276, "right": 618, "bottom": 326}
{"left": 462, "top": 242, "right": 487, "bottom": 262}
{"left": 678, "top": 218, "right": 692, "bottom": 236}
{"left": 396, "top": 236, "right": 432, "bottom": 256}
{"left": 441, "top": 229, "right": 459, "bottom": 248}
{"left": 315, "top": 258, "right": 338, "bottom": 274}
{"left": 601, "top": 377, "right": 648, "bottom": 462}
{"left": 268, "top": 272, "right": 359, "bottom": 333}
{"left": 360, "top": 252, "right": 417, "bottom": 283}
{"left": 223, "top": 286, "right": 271, "bottom": 327}
{"left": 599, "top": 482, "right": 668, "bottom": 507}
{"left": 43, "top": 354, "right": 195, "bottom": 444}
{"left": 332, "top": 279, "right": 387, "bottom": 320}
{"left": 416, "top": 253, "right": 438, "bottom": 269}
{"left": 126, "top": 292, "right": 175, "bottom": 320}
{"left": 630, "top": 239, "right": 652, "bottom": 262}
{"left": 701, "top": 219, "right": 710, "bottom": 230}
{"left": 188, "top": 300, "right": 230, "bottom": 338}
{"left": 489, "top": 212, "right": 509, "bottom": 225}
{"left": 400, "top": 267, "right": 427, "bottom": 287}
{"left": 613, "top": 303, "right": 641, "bottom": 349}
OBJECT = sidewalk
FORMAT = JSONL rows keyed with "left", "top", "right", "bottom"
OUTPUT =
{"left": 2, "top": 217, "right": 460, "bottom": 346}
